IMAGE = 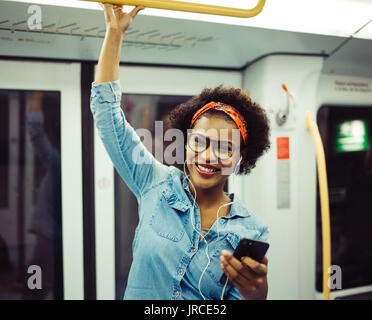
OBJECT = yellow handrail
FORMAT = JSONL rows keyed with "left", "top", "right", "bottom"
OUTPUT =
{"left": 306, "top": 112, "right": 331, "bottom": 301}
{"left": 81, "top": 0, "right": 266, "bottom": 18}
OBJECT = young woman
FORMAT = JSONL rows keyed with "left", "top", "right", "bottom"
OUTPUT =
{"left": 91, "top": 3, "right": 271, "bottom": 300}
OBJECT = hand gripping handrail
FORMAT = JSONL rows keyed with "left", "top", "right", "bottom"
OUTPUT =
{"left": 306, "top": 112, "right": 331, "bottom": 301}
{"left": 82, "top": 0, "right": 266, "bottom": 18}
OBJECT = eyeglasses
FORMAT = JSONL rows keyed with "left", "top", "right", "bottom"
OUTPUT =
{"left": 187, "top": 132, "right": 239, "bottom": 160}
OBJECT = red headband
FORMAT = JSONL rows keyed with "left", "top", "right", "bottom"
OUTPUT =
{"left": 189, "top": 101, "right": 248, "bottom": 144}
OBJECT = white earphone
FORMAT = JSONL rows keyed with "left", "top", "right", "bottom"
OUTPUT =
{"left": 183, "top": 157, "right": 242, "bottom": 300}
{"left": 234, "top": 155, "right": 243, "bottom": 175}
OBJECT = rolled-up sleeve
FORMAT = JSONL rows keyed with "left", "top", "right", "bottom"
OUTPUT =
{"left": 90, "top": 80, "right": 169, "bottom": 200}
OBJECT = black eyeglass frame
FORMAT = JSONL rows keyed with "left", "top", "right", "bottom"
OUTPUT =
{"left": 187, "top": 132, "right": 240, "bottom": 161}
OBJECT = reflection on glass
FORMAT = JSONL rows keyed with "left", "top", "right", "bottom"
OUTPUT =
{"left": 0, "top": 90, "right": 62, "bottom": 300}
{"left": 115, "top": 93, "right": 192, "bottom": 299}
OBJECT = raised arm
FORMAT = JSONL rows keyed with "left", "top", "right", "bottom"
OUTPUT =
{"left": 94, "top": 3, "right": 142, "bottom": 84}
{"left": 91, "top": 3, "right": 169, "bottom": 200}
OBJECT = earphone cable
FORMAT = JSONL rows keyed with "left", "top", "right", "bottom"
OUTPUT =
{"left": 183, "top": 158, "right": 241, "bottom": 300}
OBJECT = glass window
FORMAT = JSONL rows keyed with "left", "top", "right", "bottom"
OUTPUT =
{"left": 0, "top": 90, "right": 62, "bottom": 299}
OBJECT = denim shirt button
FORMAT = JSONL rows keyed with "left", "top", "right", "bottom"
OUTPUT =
{"left": 191, "top": 247, "right": 197, "bottom": 252}
{"left": 174, "top": 291, "right": 180, "bottom": 297}
{"left": 178, "top": 269, "right": 183, "bottom": 275}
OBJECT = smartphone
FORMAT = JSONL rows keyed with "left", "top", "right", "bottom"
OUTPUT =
{"left": 219, "top": 238, "right": 269, "bottom": 285}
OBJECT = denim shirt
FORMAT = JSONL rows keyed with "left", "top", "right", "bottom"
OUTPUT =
{"left": 90, "top": 80, "right": 269, "bottom": 300}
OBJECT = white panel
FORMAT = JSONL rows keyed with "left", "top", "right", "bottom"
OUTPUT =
{"left": 242, "top": 55, "right": 324, "bottom": 299}
{"left": 94, "top": 64, "right": 241, "bottom": 299}
{"left": 119, "top": 65, "right": 242, "bottom": 95}
{"left": 243, "top": 57, "right": 372, "bottom": 300}
{"left": 0, "top": 60, "right": 84, "bottom": 300}
{"left": 94, "top": 125, "right": 115, "bottom": 300}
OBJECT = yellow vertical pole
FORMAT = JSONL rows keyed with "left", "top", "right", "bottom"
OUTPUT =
{"left": 306, "top": 112, "right": 331, "bottom": 300}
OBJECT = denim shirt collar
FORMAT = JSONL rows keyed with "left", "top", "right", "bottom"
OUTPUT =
{"left": 169, "top": 171, "right": 251, "bottom": 219}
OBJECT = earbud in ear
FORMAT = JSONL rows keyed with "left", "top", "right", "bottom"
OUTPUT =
{"left": 234, "top": 156, "right": 243, "bottom": 175}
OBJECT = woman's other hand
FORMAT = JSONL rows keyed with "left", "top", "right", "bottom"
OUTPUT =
{"left": 220, "top": 250, "right": 269, "bottom": 300}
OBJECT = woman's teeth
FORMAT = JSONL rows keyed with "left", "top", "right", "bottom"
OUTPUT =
{"left": 197, "top": 164, "right": 218, "bottom": 172}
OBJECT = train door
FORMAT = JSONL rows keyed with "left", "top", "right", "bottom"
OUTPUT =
{"left": 316, "top": 105, "right": 372, "bottom": 299}
{"left": 93, "top": 65, "right": 242, "bottom": 299}
{"left": 0, "top": 60, "right": 84, "bottom": 299}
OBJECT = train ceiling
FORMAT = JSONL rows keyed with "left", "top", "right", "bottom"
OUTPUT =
{"left": 0, "top": 0, "right": 372, "bottom": 77}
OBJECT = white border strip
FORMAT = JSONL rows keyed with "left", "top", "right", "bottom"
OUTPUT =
{"left": 315, "top": 284, "right": 372, "bottom": 300}
{"left": 0, "top": 60, "right": 84, "bottom": 299}
{"left": 94, "top": 123, "right": 115, "bottom": 300}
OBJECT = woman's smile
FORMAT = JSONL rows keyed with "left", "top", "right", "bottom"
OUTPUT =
{"left": 195, "top": 162, "right": 221, "bottom": 177}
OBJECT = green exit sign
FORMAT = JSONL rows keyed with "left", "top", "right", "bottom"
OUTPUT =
{"left": 335, "top": 120, "right": 369, "bottom": 152}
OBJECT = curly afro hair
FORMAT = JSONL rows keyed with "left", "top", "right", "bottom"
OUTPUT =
{"left": 168, "top": 84, "right": 271, "bottom": 175}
